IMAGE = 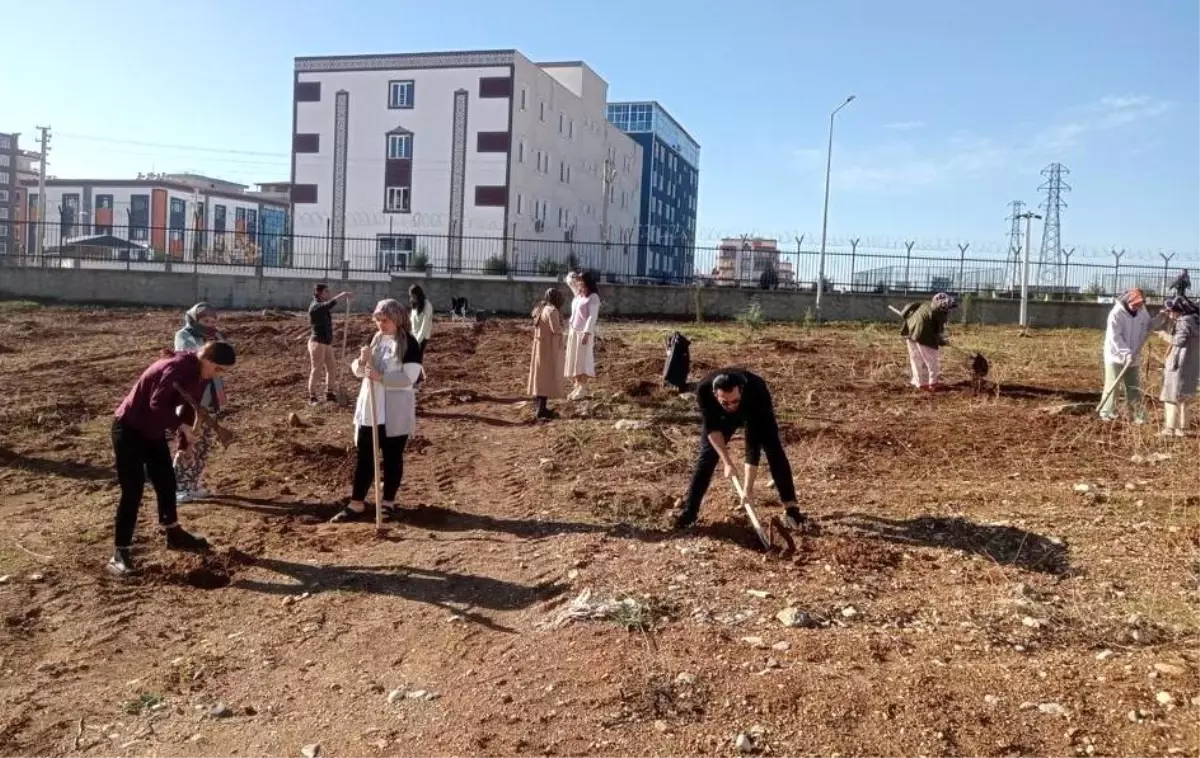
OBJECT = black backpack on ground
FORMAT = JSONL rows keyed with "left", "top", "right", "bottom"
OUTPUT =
{"left": 663, "top": 332, "right": 691, "bottom": 391}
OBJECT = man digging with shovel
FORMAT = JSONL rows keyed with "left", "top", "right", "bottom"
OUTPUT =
{"left": 674, "top": 370, "right": 807, "bottom": 537}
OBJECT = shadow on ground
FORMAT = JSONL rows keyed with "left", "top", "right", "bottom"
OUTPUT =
{"left": 0, "top": 446, "right": 111, "bottom": 480}
{"left": 234, "top": 556, "right": 567, "bottom": 633}
{"left": 826, "top": 512, "right": 1072, "bottom": 575}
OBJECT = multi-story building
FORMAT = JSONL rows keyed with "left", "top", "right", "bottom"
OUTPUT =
{"left": 26, "top": 177, "right": 289, "bottom": 264}
{"left": 290, "top": 49, "right": 643, "bottom": 276}
{"left": 606, "top": 101, "right": 700, "bottom": 281}
{"left": 0, "top": 132, "right": 18, "bottom": 254}
{"left": 715, "top": 237, "right": 787, "bottom": 286}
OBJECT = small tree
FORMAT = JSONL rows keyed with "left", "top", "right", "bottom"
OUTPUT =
{"left": 412, "top": 249, "right": 430, "bottom": 273}
{"left": 737, "top": 301, "right": 765, "bottom": 332}
{"left": 483, "top": 256, "right": 509, "bottom": 276}
{"left": 538, "top": 258, "right": 567, "bottom": 278}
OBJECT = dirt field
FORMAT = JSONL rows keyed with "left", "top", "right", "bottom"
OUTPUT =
{"left": 0, "top": 301, "right": 1196, "bottom": 758}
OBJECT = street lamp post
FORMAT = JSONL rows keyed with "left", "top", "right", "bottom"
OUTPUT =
{"left": 1017, "top": 210, "right": 1042, "bottom": 327}
{"left": 816, "top": 95, "right": 856, "bottom": 316}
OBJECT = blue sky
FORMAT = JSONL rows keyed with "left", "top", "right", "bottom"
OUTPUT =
{"left": 2, "top": 0, "right": 1196, "bottom": 262}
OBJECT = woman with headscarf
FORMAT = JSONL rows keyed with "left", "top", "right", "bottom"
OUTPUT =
{"left": 898, "top": 291, "right": 958, "bottom": 392}
{"left": 330, "top": 299, "right": 424, "bottom": 523}
{"left": 1100, "top": 288, "right": 1153, "bottom": 423}
{"left": 564, "top": 270, "right": 601, "bottom": 400}
{"left": 172, "top": 303, "right": 226, "bottom": 502}
{"left": 1158, "top": 295, "right": 1199, "bottom": 437}
{"left": 528, "top": 288, "right": 566, "bottom": 421}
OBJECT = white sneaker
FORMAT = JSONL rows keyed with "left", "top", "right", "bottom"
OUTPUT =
{"left": 176, "top": 490, "right": 192, "bottom": 504}
{"left": 1098, "top": 412, "right": 1117, "bottom": 422}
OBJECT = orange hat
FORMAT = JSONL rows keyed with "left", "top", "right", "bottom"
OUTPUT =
{"left": 1126, "top": 288, "right": 1145, "bottom": 308}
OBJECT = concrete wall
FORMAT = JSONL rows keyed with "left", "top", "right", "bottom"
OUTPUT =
{"left": 0, "top": 265, "right": 1115, "bottom": 329}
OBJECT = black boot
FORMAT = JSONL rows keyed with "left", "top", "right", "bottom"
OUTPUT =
{"left": 534, "top": 396, "right": 553, "bottom": 420}
{"left": 107, "top": 547, "right": 136, "bottom": 576}
{"left": 165, "top": 525, "right": 211, "bottom": 552}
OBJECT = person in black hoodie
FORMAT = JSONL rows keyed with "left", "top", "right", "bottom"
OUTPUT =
{"left": 675, "top": 369, "right": 805, "bottom": 531}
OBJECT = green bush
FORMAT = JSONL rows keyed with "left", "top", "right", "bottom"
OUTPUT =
{"left": 411, "top": 250, "right": 430, "bottom": 273}
{"left": 482, "top": 256, "right": 509, "bottom": 276}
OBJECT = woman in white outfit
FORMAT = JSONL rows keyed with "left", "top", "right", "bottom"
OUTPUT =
{"left": 565, "top": 270, "right": 601, "bottom": 400}
{"left": 330, "top": 299, "right": 423, "bottom": 523}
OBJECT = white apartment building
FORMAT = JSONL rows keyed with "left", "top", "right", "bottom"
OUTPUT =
{"left": 290, "top": 49, "right": 643, "bottom": 275}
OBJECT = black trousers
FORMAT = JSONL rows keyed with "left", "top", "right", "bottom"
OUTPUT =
{"left": 682, "top": 414, "right": 798, "bottom": 518}
{"left": 351, "top": 425, "right": 407, "bottom": 502}
{"left": 112, "top": 419, "right": 178, "bottom": 548}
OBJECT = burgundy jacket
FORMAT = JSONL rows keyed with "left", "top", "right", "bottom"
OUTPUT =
{"left": 114, "top": 351, "right": 204, "bottom": 439}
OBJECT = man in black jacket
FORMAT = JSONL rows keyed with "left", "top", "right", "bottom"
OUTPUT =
{"left": 675, "top": 369, "right": 805, "bottom": 530}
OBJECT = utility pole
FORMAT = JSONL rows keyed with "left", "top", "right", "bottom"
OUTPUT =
{"left": 35, "top": 125, "right": 51, "bottom": 257}
{"left": 1017, "top": 210, "right": 1042, "bottom": 327}
{"left": 816, "top": 95, "right": 856, "bottom": 315}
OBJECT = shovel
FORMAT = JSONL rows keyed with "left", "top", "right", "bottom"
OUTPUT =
{"left": 362, "top": 334, "right": 385, "bottom": 535}
{"left": 730, "top": 474, "right": 771, "bottom": 550}
{"left": 1095, "top": 360, "right": 1135, "bottom": 414}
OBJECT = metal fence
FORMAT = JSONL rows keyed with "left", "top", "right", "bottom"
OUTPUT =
{"left": 0, "top": 221, "right": 1183, "bottom": 299}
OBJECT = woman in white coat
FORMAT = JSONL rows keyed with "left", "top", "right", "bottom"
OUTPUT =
{"left": 564, "top": 270, "right": 601, "bottom": 400}
{"left": 1100, "top": 288, "right": 1152, "bottom": 423}
{"left": 330, "top": 299, "right": 423, "bottom": 523}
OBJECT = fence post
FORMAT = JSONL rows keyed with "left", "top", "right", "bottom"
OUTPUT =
{"left": 957, "top": 243, "right": 969, "bottom": 292}
{"left": 1111, "top": 247, "right": 1125, "bottom": 296}
{"left": 1159, "top": 251, "right": 1175, "bottom": 297}
{"left": 792, "top": 235, "right": 804, "bottom": 290}
{"left": 903, "top": 240, "right": 915, "bottom": 294}
{"left": 846, "top": 238, "right": 859, "bottom": 292}
{"left": 1061, "top": 248, "right": 1074, "bottom": 301}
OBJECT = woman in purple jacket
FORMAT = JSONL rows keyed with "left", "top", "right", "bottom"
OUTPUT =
{"left": 108, "top": 341, "right": 236, "bottom": 577}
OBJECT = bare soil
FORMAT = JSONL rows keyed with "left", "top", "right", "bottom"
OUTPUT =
{"left": 0, "top": 302, "right": 1196, "bottom": 757}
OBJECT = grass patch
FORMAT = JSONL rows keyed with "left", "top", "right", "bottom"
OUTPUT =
{"left": 123, "top": 692, "right": 164, "bottom": 715}
{"left": 0, "top": 300, "right": 43, "bottom": 313}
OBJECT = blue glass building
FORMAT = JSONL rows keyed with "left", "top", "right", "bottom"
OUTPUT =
{"left": 606, "top": 102, "right": 700, "bottom": 281}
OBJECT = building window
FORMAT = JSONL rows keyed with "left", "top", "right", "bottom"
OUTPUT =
{"left": 0, "top": 172, "right": 8, "bottom": 185}
{"left": 0, "top": 190, "right": 7, "bottom": 202}
{"left": 568, "top": 120, "right": 574, "bottom": 139}
{"left": 476, "top": 131, "right": 510, "bottom": 153}
{"left": 388, "top": 80, "right": 415, "bottom": 109}
{"left": 0, "top": 208, "right": 7, "bottom": 220}
{"left": 520, "top": 88, "right": 527, "bottom": 110}
{"left": 516, "top": 194, "right": 524, "bottom": 215}
{"left": 559, "top": 113, "right": 564, "bottom": 133}
{"left": 518, "top": 140, "right": 525, "bottom": 163}
{"left": 293, "top": 133, "right": 320, "bottom": 153}
{"left": 60, "top": 193, "right": 80, "bottom": 239}
{"left": 387, "top": 133, "right": 412, "bottom": 159}
{"left": 290, "top": 184, "right": 318, "bottom": 204}
{"left": 478, "top": 76, "right": 513, "bottom": 98}
{"left": 559, "top": 161, "right": 565, "bottom": 182}
{"left": 474, "top": 185, "right": 507, "bottom": 207}
{"left": 539, "top": 101, "right": 545, "bottom": 121}
{"left": 214, "top": 204, "right": 227, "bottom": 234}
{"left": 376, "top": 235, "right": 415, "bottom": 272}
{"left": 0, "top": 155, "right": 9, "bottom": 167}
{"left": 557, "top": 207, "right": 564, "bottom": 227}
{"left": 0, "top": 135, "right": 10, "bottom": 149}
{"left": 385, "top": 186, "right": 411, "bottom": 212}
{"left": 94, "top": 194, "right": 114, "bottom": 235}
{"left": 294, "top": 81, "right": 321, "bottom": 102}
